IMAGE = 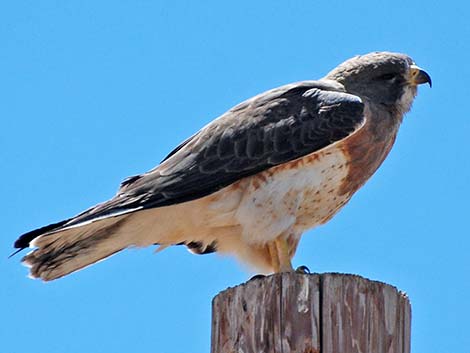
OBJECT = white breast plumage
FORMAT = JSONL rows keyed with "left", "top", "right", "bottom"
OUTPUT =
{"left": 231, "top": 145, "right": 352, "bottom": 245}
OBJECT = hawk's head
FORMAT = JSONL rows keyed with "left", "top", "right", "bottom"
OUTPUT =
{"left": 325, "top": 51, "right": 431, "bottom": 116}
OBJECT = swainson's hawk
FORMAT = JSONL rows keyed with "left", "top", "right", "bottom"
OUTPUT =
{"left": 14, "top": 52, "right": 431, "bottom": 281}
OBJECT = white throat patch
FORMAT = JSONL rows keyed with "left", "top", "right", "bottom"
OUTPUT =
{"left": 397, "top": 85, "right": 418, "bottom": 116}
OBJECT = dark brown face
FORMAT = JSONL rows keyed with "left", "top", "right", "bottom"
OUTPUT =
{"left": 326, "top": 52, "right": 431, "bottom": 113}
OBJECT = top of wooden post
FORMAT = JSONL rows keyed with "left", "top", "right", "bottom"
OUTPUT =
{"left": 211, "top": 272, "right": 410, "bottom": 353}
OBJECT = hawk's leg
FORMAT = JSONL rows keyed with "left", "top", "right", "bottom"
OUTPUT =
{"left": 267, "top": 237, "right": 294, "bottom": 273}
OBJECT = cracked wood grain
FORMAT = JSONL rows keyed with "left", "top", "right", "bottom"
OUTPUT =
{"left": 211, "top": 273, "right": 410, "bottom": 353}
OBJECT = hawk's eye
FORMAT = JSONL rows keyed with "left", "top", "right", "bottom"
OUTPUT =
{"left": 377, "top": 73, "right": 396, "bottom": 81}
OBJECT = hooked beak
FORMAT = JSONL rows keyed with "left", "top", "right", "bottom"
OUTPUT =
{"left": 409, "top": 64, "right": 432, "bottom": 88}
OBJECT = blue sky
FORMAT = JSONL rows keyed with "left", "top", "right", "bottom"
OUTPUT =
{"left": 1, "top": 1, "right": 468, "bottom": 352}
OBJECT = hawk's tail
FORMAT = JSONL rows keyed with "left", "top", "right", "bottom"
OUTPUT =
{"left": 20, "top": 215, "right": 135, "bottom": 281}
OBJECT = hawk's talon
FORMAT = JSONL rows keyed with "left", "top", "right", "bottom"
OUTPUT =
{"left": 295, "top": 265, "right": 311, "bottom": 274}
{"left": 249, "top": 274, "right": 266, "bottom": 281}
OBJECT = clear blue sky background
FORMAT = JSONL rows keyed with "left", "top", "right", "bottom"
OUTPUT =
{"left": 1, "top": 1, "right": 468, "bottom": 352}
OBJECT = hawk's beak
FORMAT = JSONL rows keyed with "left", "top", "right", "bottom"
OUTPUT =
{"left": 409, "top": 64, "right": 432, "bottom": 88}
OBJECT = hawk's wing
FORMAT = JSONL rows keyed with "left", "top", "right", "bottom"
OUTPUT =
{"left": 15, "top": 80, "right": 364, "bottom": 249}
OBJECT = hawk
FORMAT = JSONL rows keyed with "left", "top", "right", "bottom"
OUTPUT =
{"left": 14, "top": 52, "right": 431, "bottom": 281}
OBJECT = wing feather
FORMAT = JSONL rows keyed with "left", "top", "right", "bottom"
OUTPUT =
{"left": 83, "top": 81, "right": 364, "bottom": 218}
{"left": 15, "top": 80, "right": 364, "bottom": 249}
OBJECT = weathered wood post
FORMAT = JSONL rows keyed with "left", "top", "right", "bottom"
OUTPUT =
{"left": 211, "top": 273, "right": 410, "bottom": 353}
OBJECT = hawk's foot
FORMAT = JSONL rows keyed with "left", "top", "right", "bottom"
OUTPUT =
{"left": 249, "top": 274, "right": 266, "bottom": 281}
{"left": 295, "top": 265, "right": 311, "bottom": 274}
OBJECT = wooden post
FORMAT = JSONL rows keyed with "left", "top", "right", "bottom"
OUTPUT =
{"left": 211, "top": 273, "right": 411, "bottom": 353}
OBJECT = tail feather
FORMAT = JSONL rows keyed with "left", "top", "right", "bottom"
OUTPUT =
{"left": 14, "top": 219, "right": 72, "bottom": 250}
{"left": 14, "top": 192, "right": 261, "bottom": 280}
{"left": 23, "top": 215, "right": 133, "bottom": 281}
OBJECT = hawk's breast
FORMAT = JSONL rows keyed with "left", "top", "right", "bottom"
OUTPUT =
{"left": 228, "top": 144, "right": 353, "bottom": 244}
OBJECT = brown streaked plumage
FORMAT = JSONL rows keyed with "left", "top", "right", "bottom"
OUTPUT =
{"left": 14, "top": 52, "right": 431, "bottom": 281}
